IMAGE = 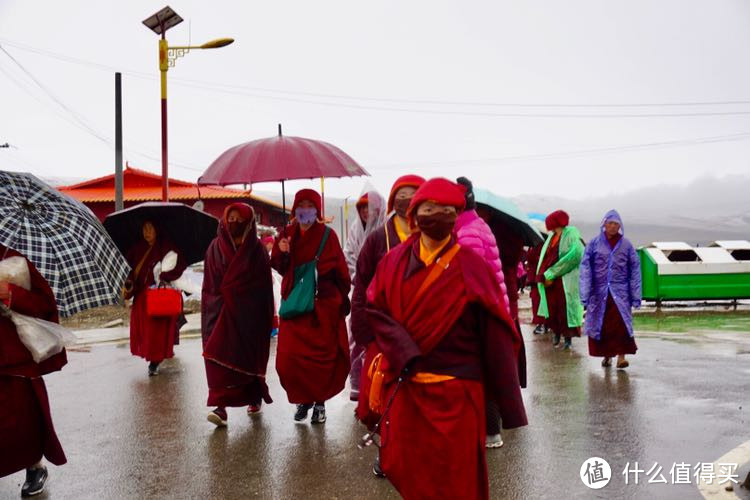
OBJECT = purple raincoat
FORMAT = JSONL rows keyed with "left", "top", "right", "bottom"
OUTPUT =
{"left": 579, "top": 210, "right": 641, "bottom": 340}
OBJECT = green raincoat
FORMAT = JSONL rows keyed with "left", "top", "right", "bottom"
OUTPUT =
{"left": 536, "top": 226, "right": 585, "bottom": 328}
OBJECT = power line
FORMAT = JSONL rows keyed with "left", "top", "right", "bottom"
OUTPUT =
{"left": 4, "top": 38, "right": 750, "bottom": 118}
{"left": 367, "top": 131, "right": 750, "bottom": 170}
{"left": 0, "top": 44, "right": 205, "bottom": 175}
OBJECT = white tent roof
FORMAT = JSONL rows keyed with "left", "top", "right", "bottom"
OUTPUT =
{"left": 710, "top": 240, "right": 750, "bottom": 250}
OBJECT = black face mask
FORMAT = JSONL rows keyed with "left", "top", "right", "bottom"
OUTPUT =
{"left": 228, "top": 221, "right": 248, "bottom": 238}
{"left": 416, "top": 212, "right": 457, "bottom": 241}
{"left": 394, "top": 197, "right": 412, "bottom": 218}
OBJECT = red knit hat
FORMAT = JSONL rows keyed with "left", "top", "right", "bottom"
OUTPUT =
{"left": 545, "top": 210, "right": 570, "bottom": 231}
{"left": 355, "top": 193, "right": 369, "bottom": 209}
{"left": 291, "top": 189, "right": 322, "bottom": 215}
{"left": 387, "top": 174, "right": 426, "bottom": 212}
{"left": 223, "top": 202, "right": 254, "bottom": 225}
{"left": 407, "top": 178, "right": 466, "bottom": 219}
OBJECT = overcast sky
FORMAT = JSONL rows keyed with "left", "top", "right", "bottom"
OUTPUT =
{"left": 2, "top": 0, "right": 750, "bottom": 202}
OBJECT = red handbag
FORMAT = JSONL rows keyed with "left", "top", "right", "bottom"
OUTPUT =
{"left": 146, "top": 286, "right": 182, "bottom": 318}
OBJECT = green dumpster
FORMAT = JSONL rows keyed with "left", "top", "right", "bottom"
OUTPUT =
{"left": 638, "top": 241, "right": 750, "bottom": 302}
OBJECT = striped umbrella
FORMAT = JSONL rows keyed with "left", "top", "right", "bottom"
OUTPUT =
{"left": 0, "top": 171, "right": 130, "bottom": 317}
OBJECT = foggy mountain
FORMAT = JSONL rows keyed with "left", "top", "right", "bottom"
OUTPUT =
{"left": 513, "top": 174, "right": 750, "bottom": 246}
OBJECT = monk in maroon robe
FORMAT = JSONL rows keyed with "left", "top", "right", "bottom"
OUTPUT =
{"left": 202, "top": 203, "right": 274, "bottom": 427}
{"left": 365, "top": 178, "right": 527, "bottom": 500}
{"left": 124, "top": 221, "right": 187, "bottom": 376}
{"left": 271, "top": 189, "right": 351, "bottom": 424}
{"left": 526, "top": 241, "right": 548, "bottom": 333}
{"left": 0, "top": 245, "right": 66, "bottom": 496}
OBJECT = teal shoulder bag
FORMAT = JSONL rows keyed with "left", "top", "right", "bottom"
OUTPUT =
{"left": 279, "top": 227, "right": 331, "bottom": 319}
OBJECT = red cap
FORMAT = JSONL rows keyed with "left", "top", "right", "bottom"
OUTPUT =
{"left": 387, "top": 174, "right": 426, "bottom": 212}
{"left": 355, "top": 193, "right": 369, "bottom": 209}
{"left": 291, "top": 189, "right": 322, "bottom": 215}
{"left": 407, "top": 177, "right": 466, "bottom": 220}
{"left": 545, "top": 210, "right": 570, "bottom": 231}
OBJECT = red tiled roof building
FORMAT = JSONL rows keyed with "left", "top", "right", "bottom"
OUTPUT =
{"left": 58, "top": 166, "right": 286, "bottom": 228}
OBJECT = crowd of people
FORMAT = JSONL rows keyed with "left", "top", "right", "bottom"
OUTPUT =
{"left": 0, "top": 174, "right": 643, "bottom": 499}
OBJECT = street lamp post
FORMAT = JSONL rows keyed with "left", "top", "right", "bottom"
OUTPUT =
{"left": 143, "top": 6, "right": 233, "bottom": 201}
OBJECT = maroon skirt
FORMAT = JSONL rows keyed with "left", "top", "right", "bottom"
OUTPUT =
{"left": 545, "top": 279, "right": 580, "bottom": 337}
{"left": 530, "top": 285, "right": 544, "bottom": 325}
{"left": 0, "top": 376, "right": 66, "bottom": 477}
{"left": 588, "top": 294, "right": 637, "bottom": 357}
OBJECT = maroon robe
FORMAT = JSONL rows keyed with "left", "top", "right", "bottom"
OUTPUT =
{"left": 487, "top": 218, "right": 528, "bottom": 387}
{"left": 526, "top": 243, "right": 545, "bottom": 325}
{"left": 202, "top": 210, "right": 274, "bottom": 407}
{"left": 366, "top": 235, "right": 527, "bottom": 500}
{"left": 349, "top": 215, "right": 402, "bottom": 397}
{"left": 271, "top": 222, "right": 351, "bottom": 404}
{"left": 0, "top": 247, "right": 66, "bottom": 477}
{"left": 125, "top": 238, "right": 186, "bottom": 363}
{"left": 539, "top": 237, "right": 581, "bottom": 337}
{"left": 588, "top": 234, "right": 638, "bottom": 357}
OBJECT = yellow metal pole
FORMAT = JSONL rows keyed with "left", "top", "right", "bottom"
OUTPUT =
{"left": 159, "top": 38, "right": 169, "bottom": 202}
{"left": 320, "top": 176, "right": 325, "bottom": 219}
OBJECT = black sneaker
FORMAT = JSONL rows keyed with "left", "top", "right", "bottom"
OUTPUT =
{"left": 311, "top": 404, "right": 326, "bottom": 424}
{"left": 552, "top": 334, "right": 561, "bottom": 347}
{"left": 373, "top": 454, "right": 386, "bottom": 478}
{"left": 294, "top": 404, "right": 313, "bottom": 422}
{"left": 148, "top": 361, "right": 160, "bottom": 376}
{"left": 563, "top": 338, "right": 572, "bottom": 350}
{"left": 22, "top": 466, "right": 48, "bottom": 497}
{"left": 533, "top": 324, "right": 545, "bottom": 335}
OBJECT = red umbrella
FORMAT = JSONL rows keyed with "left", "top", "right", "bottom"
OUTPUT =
{"left": 198, "top": 125, "right": 369, "bottom": 219}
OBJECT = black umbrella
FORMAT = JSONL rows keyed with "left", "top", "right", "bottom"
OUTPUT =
{"left": 104, "top": 202, "right": 218, "bottom": 265}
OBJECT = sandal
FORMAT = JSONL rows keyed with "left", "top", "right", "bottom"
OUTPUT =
{"left": 601, "top": 357, "right": 611, "bottom": 367}
{"left": 616, "top": 360, "right": 629, "bottom": 369}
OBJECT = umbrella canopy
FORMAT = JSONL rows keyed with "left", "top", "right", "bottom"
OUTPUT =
{"left": 473, "top": 188, "right": 544, "bottom": 246}
{"left": 198, "top": 129, "right": 369, "bottom": 186}
{"left": 104, "top": 202, "right": 218, "bottom": 266}
{"left": 0, "top": 171, "right": 130, "bottom": 317}
{"left": 198, "top": 126, "right": 369, "bottom": 221}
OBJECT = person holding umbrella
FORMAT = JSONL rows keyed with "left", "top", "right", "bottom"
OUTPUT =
{"left": 122, "top": 220, "right": 187, "bottom": 376}
{"left": 580, "top": 210, "right": 641, "bottom": 369}
{"left": 202, "top": 203, "right": 274, "bottom": 426}
{"left": 536, "top": 210, "right": 585, "bottom": 349}
{"left": 453, "top": 176, "right": 510, "bottom": 450}
{"left": 0, "top": 245, "right": 67, "bottom": 497}
{"left": 271, "top": 189, "right": 351, "bottom": 424}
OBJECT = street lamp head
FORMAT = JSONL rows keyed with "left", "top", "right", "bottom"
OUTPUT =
{"left": 200, "top": 38, "right": 234, "bottom": 49}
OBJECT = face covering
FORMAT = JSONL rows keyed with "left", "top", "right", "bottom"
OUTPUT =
{"left": 416, "top": 212, "right": 457, "bottom": 241}
{"left": 295, "top": 207, "right": 318, "bottom": 225}
{"left": 228, "top": 221, "right": 248, "bottom": 238}
{"left": 393, "top": 197, "right": 412, "bottom": 218}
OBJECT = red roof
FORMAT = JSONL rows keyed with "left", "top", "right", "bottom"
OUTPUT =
{"left": 58, "top": 166, "right": 282, "bottom": 208}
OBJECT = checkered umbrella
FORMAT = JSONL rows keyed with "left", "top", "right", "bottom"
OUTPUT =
{"left": 0, "top": 171, "right": 130, "bottom": 317}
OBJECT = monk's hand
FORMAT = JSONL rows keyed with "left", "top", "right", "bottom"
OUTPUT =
{"left": 544, "top": 279, "right": 553, "bottom": 287}
{"left": 0, "top": 281, "right": 10, "bottom": 300}
{"left": 278, "top": 237, "right": 290, "bottom": 254}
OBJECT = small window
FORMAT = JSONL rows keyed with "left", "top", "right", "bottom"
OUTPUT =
{"left": 665, "top": 250, "right": 700, "bottom": 262}
{"left": 730, "top": 249, "right": 750, "bottom": 261}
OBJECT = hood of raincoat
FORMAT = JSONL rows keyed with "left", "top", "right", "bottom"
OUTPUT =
{"left": 601, "top": 209, "right": 624, "bottom": 235}
{"left": 344, "top": 188, "right": 387, "bottom": 278}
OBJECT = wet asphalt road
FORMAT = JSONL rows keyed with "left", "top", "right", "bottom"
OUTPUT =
{"left": 1, "top": 323, "right": 748, "bottom": 499}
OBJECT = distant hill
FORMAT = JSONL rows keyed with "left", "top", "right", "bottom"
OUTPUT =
{"left": 513, "top": 175, "right": 750, "bottom": 246}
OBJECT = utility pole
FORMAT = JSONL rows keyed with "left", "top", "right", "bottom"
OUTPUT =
{"left": 115, "top": 73, "right": 124, "bottom": 211}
